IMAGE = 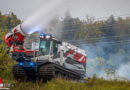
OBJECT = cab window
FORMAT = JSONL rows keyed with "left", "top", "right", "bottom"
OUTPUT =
{"left": 39, "top": 40, "right": 51, "bottom": 55}
{"left": 52, "top": 41, "right": 58, "bottom": 55}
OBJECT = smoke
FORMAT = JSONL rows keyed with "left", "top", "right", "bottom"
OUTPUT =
{"left": 117, "top": 63, "right": 130, "bottom": 80}
{"left": 80, "top": 39, "right": 130, "bottom": 80}
{"left": 21, "top": 0, "right": 67, "bottom": 34}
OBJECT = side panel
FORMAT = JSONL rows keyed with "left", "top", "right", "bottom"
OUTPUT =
{"left": 61, "top": 42, "right": 87, "bottom": 74}
{"left": 63, "top": 49, "right": 86, "bottom": 74}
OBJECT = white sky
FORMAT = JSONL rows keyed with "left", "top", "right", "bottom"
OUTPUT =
{"left": 0, "top": 0, "right": 130, "bottom": 20}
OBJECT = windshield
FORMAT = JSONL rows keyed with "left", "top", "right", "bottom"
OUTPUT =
{"left": 39, "top": 40, "right": 51, "bottom": 55}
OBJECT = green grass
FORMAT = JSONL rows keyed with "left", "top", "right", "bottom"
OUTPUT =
{"left": 3, "top": 77, "right": 128, "bottom": 90}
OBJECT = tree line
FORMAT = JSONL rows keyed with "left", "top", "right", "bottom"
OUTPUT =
{"left": 0, "top": 12, "right": 21, "bottom": 79}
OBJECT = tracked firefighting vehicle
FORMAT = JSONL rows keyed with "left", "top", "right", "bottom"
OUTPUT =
{"left": 4, "top": 24, "right": 87, "bottom": 81}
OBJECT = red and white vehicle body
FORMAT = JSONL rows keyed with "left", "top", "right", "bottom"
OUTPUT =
{"left": 4, "top": 24, "right": 87, "bottom": 76}
{"left": 4, "top": 24, "right": 36, "bottom": 60}
{"left": 61, "top": 42, "right": 87, "bottom": 73}
{"left": 62, "top": 42, "right": 86, "bottom": 64}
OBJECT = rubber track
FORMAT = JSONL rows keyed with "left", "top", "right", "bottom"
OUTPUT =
{"left": 12, "top": 64, "right": 26, "bottom": 80}
{"left": 12, "top": 64, "right": 36, "bottom": 80}
{"left": 39, "top": 63, "right": 81, "bottom": 80}
{"left": 12, "top": 63, "right": 82, "bottom": 80}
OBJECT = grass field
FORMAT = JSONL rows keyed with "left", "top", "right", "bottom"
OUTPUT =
{"left": 2, "top": 77, "right": 129, "bottom": 90}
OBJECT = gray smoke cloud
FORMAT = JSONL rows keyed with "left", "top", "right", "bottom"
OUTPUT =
{"left": 80, "top": 39, "right": 130, "bottom": 80}
{"left": 117, "top": 63, "right": 130, "bottom": 80}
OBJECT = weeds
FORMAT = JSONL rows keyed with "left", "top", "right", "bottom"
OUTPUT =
{"left": 8, "top": 77, "right": 130, "bottom": 90}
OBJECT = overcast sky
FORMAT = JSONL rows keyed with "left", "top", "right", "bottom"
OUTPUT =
{"left": 0, "top": 0, "right": 130, "bottom": 20}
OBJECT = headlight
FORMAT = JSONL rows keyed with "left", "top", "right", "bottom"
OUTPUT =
{"left": 19, "top": 62, "right": 24, "bottom": 66}
{"left": 29, "top": 62, "right": 35, "bottom": 67}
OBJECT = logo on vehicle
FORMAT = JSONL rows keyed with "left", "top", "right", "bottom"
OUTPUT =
{"left": 65, "top": 49, "right": 87, "bottom": 64}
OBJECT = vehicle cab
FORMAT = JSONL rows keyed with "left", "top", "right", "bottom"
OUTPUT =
{"left": 38, "top": 34, "right": 61, "bottom": 62}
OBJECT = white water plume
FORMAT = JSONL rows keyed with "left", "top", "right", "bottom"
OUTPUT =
{"left": 21, "top": 0, "right": 66, "bottom": 34}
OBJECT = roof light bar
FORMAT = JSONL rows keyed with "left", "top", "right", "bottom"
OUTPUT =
{"left": 40, "top": 33, "right": 52, "bottom": 39}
